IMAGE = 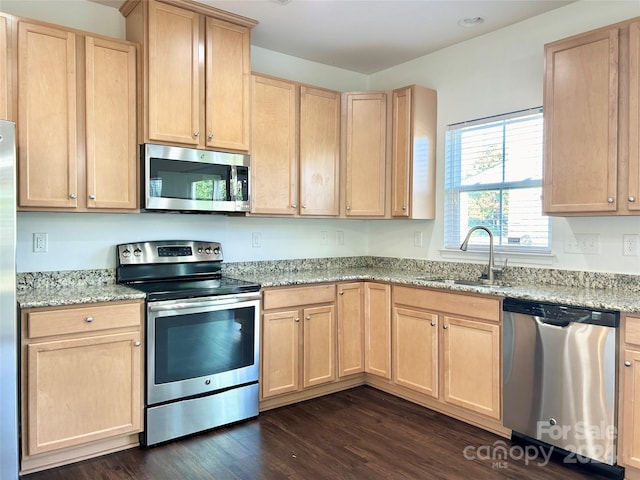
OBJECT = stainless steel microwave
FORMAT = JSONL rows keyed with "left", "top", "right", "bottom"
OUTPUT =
{"left": 142, "top": 144, "right": 250, "bottom": 213}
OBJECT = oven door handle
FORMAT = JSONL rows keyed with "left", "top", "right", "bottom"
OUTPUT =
{"left": 149, "top": 295, "right": 260, "bottom": 312}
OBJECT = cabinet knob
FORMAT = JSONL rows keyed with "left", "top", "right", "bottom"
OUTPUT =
{"left": 85, "top": 316, "right": 94, "bottom": 323}
{"left": 430, "top": 321, "right": 436, "bottom": 327}
{"left": 292, "top": 204, "right": 297, "bottom": 209}
{"left": 339, "top": 291, "right": 344, "bottom": 295}
{"left": 302, "top": 204, "right": 307, "bottom": 209}
{"left": 629, "top": 196, "right": 637, "bottom": 203}
{"left": 306, "top": 315, "right": 311, "bottom": 320}
{"left": 607, "top": 197, "right": 615, "bottom": 203}
{"left": 295, "top": 317, "right": 300, "bottom": 323}
{"left": 69, "top": 193, "right": 77, "bottom": 199}
{"left": 402, "top": 206, "right": 407, "bottom": 211}
{"left": 208, "top": 133, "right": 214, "bottom": 140}
{"left": 346, "top": 206, "right": 351, "bottom": 211}
{"left": 625, "top": 360, "right": 632, "bottom": 367}
{"left": 134, "top": 341, "right": 141, "bottom": 347}
{"left": 194, "top": 131, "right": 200, "bottom": 137}
{"left": 443, "top": 324, "right": 449, "bottom": 329}
{"left": 89, "top": 194, "right": 96, "bottom": 200}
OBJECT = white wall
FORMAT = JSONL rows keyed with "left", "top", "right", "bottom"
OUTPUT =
{"left": 8, "top": 0, "right": 640, "bottom": 274}
{"left": 368, "top": 0, "right": 640, "bottom": 274}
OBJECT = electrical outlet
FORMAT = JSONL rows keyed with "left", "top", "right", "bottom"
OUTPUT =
{"left": 577, "top": 233, "right": 599, "bottom": 255}
{"left": 623, "top": 234, "right": 639, "bottom": 256}
{"left": 251, "top": 232, "right": 261, "bottom": 248}
{"left": 320, "top": 231, "right": 328, "bottom": 246}
{"left": 414, "top": 231, "right": 423, "bottom": 247}
{"left": 33, "top": 233, "right": 48, "bottom": 253}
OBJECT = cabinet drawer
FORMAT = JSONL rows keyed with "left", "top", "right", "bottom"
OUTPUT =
{"left": 392, "top": 286, "right": 500, "bottom": 323}
{"left": 26, "top": 301, "right": 142, "bottom": 339}
{"left": 626, "top": 316, "right": 640, "bottom": 346}
{"left": 263, "top": 284, "right": 335, "bottom": 310}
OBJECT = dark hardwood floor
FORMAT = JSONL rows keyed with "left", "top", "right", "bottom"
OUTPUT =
{"left": 22, "top": 386, "right": 614, "bottom": 480}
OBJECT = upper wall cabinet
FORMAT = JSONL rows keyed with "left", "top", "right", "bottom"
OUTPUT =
{"left": 342, "top": 91, "right": 388, "bottom": 217}
{"left": 251, "top": 73, "right": 340, "bottom": 217}
{"left": 17, "top": 21, "right": 137, "bottom": 211}
{"left": 543, "top": 17, "right": 640, "bottom": 216}
{"left": 0, "top": 13, "right": 12, "bottom": 121}
{"left": 122, "top": 0, "right": 255, "bottom": 152}
{"left": 391, "top": 85, "right": 437, "bottom": 219}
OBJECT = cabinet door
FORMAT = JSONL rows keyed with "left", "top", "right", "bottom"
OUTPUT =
{"left": 344, "top": 92, "right": 387, "bottom": 216}
{"left": 261, "top": 310, "right": 300, "bottom": 398}
{"left": 18, "top": 22, "right": 77, "bottom": 208}
{"left": 392, "top": 307, "right": 438, "bottom": 397}
{"left": 442, "top": 315, "right": 500, "bottom": 419}
{"left": 337, "top": 282, "right": 364, "bottom": 377}
{"left": 622, "top": 349, "right": 640, "bottom": 468}
{"left": 205, "top": 17, "right": 250, "bottom": 152}
{"left": 628, "top": 21, "right": 640, "bottom": 212}
{"left": 147, "top": 0, "right": 200, "bottom": 145}
{"left": 0, "top": 14, "right": 8, "bottom": 121}
{"left": 85, "top": 36, "right": 137, "bottom": 210}
{"left": 364, "top": 282, "right": 391, "bottom": 379}
{"left": 303, "top": 305, "right": 336, "bottom": 388}
{"left": 250, "top": 75, "right": 298, "bottom": 215}
{"left": 26, "top": 332, "right": 142, "bottom": 455}
{"left": 299, "top": 86, "right": 340, "bottom": 216}
{"left": 543, "top": 28, "right": 619, "bottom": 213}
{"left": 391, "top": 86, "right": 411, "bottom": 217}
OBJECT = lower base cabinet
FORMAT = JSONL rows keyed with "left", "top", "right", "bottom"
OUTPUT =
{"left": 20, "top": 300, "right": 144, "bottom": 474}
{"left": 619, "top": 315, "right": 640, "bottom": 473}
{"left": 261, "top": 284, "right": 337, "bottom": 399}
{"left": 391, "top": 286, "right": 502, "bottom": 423}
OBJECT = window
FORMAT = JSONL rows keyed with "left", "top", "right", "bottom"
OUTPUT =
{"left": 444, "top": 108, "right": 550, "bottom": 252}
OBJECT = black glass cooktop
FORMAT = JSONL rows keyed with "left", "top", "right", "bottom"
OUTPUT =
{"left": 125, "top": 276, "right": 261, "bottom": 302}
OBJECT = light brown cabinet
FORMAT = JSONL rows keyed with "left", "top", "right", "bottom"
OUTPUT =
{"left": 123, "top": 0, "right": 254, "bottom": 152}
{"left": 337, "top": 282, "right": 364, "bottom": 377}
{"left": 20, "top": 300, "right": 144, "bottom": 473}
{"left": 0, "top": 13, "right": 10, "bottom": 121}
{"left": 544, "top": 18, "right": 640, "bottom": 215}
{"left": 261, "top": 284, "right": 336, "bottom": 399}
{"left": 619, "top": 315, "right": 640, "bottom": 471}
{"left": 364, "top": 282, "right": 391, "bottom": 379}
{"left": 342, "top": 91, "right": 388, "bottom": 217}
{"left": 17, "top": 21, "right": 137, "bottom": 211}
{"left": 251, "top": 73, "right": 340, "bottom": 216}
{"left": 391, "top": 85, "right": 437, "bottom": 219}
{"left": 392, "top": 286, "right": 501, "bottom": 421}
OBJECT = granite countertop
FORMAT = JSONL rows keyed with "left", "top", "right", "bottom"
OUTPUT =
{"left": 16, "top": 264, "right": 640, "bottom": 314}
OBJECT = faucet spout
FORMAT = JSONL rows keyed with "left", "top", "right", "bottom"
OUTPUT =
{"left": 460, "top": 226, "right": 496, "bottom": 282}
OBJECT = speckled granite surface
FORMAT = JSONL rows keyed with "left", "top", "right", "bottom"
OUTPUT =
{"left": 16, "top": 257, "right": 640, "bottom": 312}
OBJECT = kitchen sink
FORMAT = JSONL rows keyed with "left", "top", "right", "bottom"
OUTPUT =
{"left": 413, "top": 276, "right": 511, "bottom": 288}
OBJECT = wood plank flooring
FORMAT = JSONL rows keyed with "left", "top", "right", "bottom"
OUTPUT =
{"left": 22, "top": 386, "right": 614, "bottom": 480}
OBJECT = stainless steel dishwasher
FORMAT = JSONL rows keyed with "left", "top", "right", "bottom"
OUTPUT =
{"left": 503, "top": 298, "right": 620, "bottom": 472}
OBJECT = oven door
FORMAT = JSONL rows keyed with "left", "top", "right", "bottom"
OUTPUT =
{"left": 146, "top": 292, "right": 260, "bottom": 406}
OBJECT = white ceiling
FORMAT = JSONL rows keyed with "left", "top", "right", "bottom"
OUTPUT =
{"left": 97, "top": 0, "right": 575, "bottom": 74}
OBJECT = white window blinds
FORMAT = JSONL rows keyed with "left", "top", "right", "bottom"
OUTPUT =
{"left": 444, "top": 108, "right": 550, "bottom": 252}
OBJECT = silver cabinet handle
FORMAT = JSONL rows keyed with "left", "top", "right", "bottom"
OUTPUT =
{"left": 292, "top": 204, "right": 297, "bottom": 209}
{"left": 89, "top": 194, "right": 96, "bottom": 200}
{"left": 306, "top": 315, "right": 311, "bottom": 320}
{"left": 208, "top": 133, "right": 213, "bottom": 140}
{"left": 346, "top": 206, "right": 351, "bottom": 211}
{"left": 134, "top": 341, "right": 141, "bottom": 347}
{"left": 302, "top": 204, "right": 307, "bottom": 209}
{"left": 85, "top": 316, "right": 94, "bottom": 323}
{"left": 194, "top": 131, "right": 200, "bottom": 137}
{"left": 402, "top": 206, "right": 407, "bottom": 211}
{"left": 339, "top": 291, "right": 344, "bottom": 295}
{"left": 629, "top": 196, "right": 636, "bottom": 203}
{"left": 625, "top": 361, "right": 632, "bottom": 367}
{"left": 607, "top": 197, "right": 615, "bottom": 203}
{"left": 443, "top": 324, "right": 449, "bottom": 329}
{"left": 295, "top": 317, "right": 300, "bottom": 323}
{"left": 430, "top": 321, "right": 436, "bottom": 327}
{"left": 69, "top": 193, "right": 77, "bottom": 199}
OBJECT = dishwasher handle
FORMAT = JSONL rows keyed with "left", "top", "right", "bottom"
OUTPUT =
{"left": 503, "top": 297, "right": 619, "bottom": 328}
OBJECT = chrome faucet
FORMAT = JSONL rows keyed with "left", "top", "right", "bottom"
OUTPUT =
{"left": 460, "top": 226, "right": 507, "bottom": 283}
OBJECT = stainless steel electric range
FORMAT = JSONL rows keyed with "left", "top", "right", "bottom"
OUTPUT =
{"left": 116, "top": 240, "right": 261, "bottom": 446}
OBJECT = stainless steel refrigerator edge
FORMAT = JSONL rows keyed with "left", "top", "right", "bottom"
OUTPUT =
{"left": 0, "top": 120, "right": 18, "bottom": 480}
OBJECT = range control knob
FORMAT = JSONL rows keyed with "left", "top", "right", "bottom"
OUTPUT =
{"left": 205, "top": 247, "right": 213, "bottom": 255}
{"left": 197, "top": 247, "right": 204, "bottom": 254}
{"left": 133, "top": 248, "right": 142, "bottom": 257}
{"left": 122, "top": 249, "right": 131, "bottom": 258}
{"left": 213, "top": 247, "right": 220, "bottom": 255}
